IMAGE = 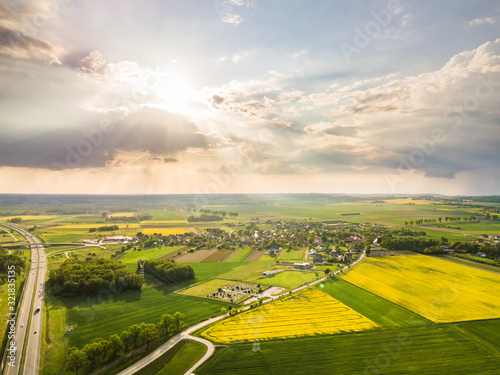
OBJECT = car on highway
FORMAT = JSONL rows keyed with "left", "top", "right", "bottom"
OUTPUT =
{"left": 34, "top": 306, "right": 40, "bottom": 314}
{"left": 34, "top": 331, "right": 37, "bottom": 334}
{"left": 20, "top": 324, "right": 24, "bottom": 328}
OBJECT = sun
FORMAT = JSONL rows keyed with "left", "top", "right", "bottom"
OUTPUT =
{"left": 156, "top": 72, "right": 192, "bottom": 114}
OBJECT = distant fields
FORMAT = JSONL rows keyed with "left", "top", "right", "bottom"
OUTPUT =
{"left": 141, "top": 227, "right": 192, "bottom": 236}
{"left": 343, "top": 255, "right": 500, "bottom": 322}
{"left": 201, "top": 289, "right": 377, "bottom": 343}
{"left": 197, "top": 319, "right": 500, "bottom": 375}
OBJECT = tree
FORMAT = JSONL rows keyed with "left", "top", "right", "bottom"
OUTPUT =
{"left": 158, "top": 313, "right": 173, "bottom": 336}
{"left": 173, "top": 311, "right": 186, "bottom": 332}
{"left": 108, "top": 334, "right": 124, "bottom": 361}
{"left": 324, "top": 268, "right": 331, "bottom": 275}
{"left": 438, "top": 217, "right": 442, "bottom": 223}
{"left": 366, "top": 246, "right": 371, "bottom": 257}
{"left": 82, "top": 341, "right": 103, "bottom": 370}
{"left": 120, "top": 330, "right": 134, "bottom": 351}
{"left": 128, "top": 324, "right": 143, "bottom": 349}
{"left": 65, "top": 348, "right": 89, "bottom": 375}
{"left": 140, "top": 324, "right": 160, "bottom": 350}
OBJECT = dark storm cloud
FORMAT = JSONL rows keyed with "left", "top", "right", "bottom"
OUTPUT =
{"left": 0, "top": 108, "right": 210, "bottom": 170}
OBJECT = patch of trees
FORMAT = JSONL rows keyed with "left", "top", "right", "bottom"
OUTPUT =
{"left": 6, "top": 217, "right": 22, "bottom": 223}
{"left": 89, "top": 225, "right": 119, "bottom": 233}
{"left": 48, "top": 259, "right": 142, "bottom": 297}
{"left": 381, "top": 237, "right": 440, "bottom": 252}
{"left": 65, "top": 312, "right": 186, "bottom": 374}
{"left": 107, "top": 214, "right": 153, "bottom": 223}
{"left": 142, "top": 259, "right": 195, "bottom": 283}
{"left": 187, "top": 214, "right": 223, "bottom": 222}
{"left": 0, "top": 247, "right": 26, "bottom": 284}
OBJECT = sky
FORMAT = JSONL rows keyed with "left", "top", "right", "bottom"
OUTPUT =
{"left": 0, "top": 0, "right": 499, "bottom": 195}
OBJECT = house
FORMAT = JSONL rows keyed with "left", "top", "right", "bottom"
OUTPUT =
{"left": 373, "top": 237, "right": 382, "bottom": 245}
{"left": 477, "top": 252, "right": 486, "bottom": 258}
{"left": 344, "top": 236, "right": 355, "bottom": 243}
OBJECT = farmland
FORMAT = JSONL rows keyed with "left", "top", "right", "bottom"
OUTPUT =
{"left": 45, "top": 280, "right": 228, "bottom": 349}
{"left": 319, "top": 278, "right": 428, "bottom": 328}
{"left": 196, "top": 319, "right": 500, "bottom": 375}
{"left": 258, "top": 270, "right": 319, "bottom": 289}
{"left": 277, "top": 247, "right": 306, "bottom": 261}
{"left": 135, "top": 339, "right": 207, "bottom": 375}
{"left": 1, "top": 194, "right": 500, "bottom": 375}
{"left": 201, "top": 289, "right": 377, "bottom": 343}
{"left": 343, "top": 255, "right": 500, "bottom": 322}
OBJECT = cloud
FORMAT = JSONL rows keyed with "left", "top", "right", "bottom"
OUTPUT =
{"left": 292, "top": 50, "right": 307, "bottom": 58}
{"left": 0, "top": 24, "right": 60, "bottom": 63}
{"left": 231, "top": 50, "right": 252, "bottom": 63}
{"left": 163, "top": 157, "right": 178, "bottom": 163}
{"left": 0, "top": 108, "right": 211, "bottom": 170}
{"left": 468, "top": 17, "right": 496, "bottom": 26}
{"left": 222, "top": 13, "right": 243, "bottom": 26}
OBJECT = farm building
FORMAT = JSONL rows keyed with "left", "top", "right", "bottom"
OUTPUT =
{"left": 293, "top": 262, "right": 311, "bottom": 269}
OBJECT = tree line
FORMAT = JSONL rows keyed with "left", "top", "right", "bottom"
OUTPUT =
{"left": 187, "top": 214, "right": 223, "bottom": 223}
{"left": 142, "top": 259, "right": 195, "bottom": 283}
{"left": 404, "top": 216, "right": 477, "bottom": 226}
{"left": 89, "top": 224, "right": 119, "bottom": 233}
{"left": 48, "top": 259, "right": 143, "bottom": 297}
{"left": 65, "top": 311, "right": 187, "bottom": 374}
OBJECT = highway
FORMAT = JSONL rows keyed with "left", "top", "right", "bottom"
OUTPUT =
{"left": 1, "top": 224, "right": 46, "bottom": 375}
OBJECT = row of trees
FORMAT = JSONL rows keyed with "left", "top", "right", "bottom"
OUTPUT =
{"left": 65, "top": 312, "right": 187, "bottom": 375}
{"left": 89, "top": 224, "right": 119, "bottom": 233}
{"left": 198, "top": 209, "right": 238, "bottom": 217}
{"left": 404, "top": 216, "right": 477, "bottom": 226}
{"left": 142, "top": 259, "right": 195, "bottom": 283}
{"left": 187, "top": 214, "right": 223, "bottom": 222}
{"left": 48, "top": 259, "right": 143, "bottom": 297}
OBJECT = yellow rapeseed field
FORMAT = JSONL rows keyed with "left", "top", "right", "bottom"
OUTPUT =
{"left": 108, "top": 212, "right": 136, "bottom": 217}
{"left": 2, "top": 215, "right": 57, "bottom": 221}
{"left": 343, "top": 255, "right": 500, "bottom": 323}
{"left": 201, "top": 289, "right": 377, "bottom": 343}
{"left": 141, "top": 227, "right": 191, "bottom": 235}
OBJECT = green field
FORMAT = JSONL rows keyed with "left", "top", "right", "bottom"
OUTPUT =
{"left": 224, "top": 247, "right": 254, "bottom": 262}
{"left": 319, "top": 278, "right": 429, "bottom": 328}
{"left": 215, "top": 261, "right": 276, "bottom": 282}
{"left": 48, "top": 282, "right": 227, "bottom": 349}
{"left": 135, "top": 339, "right": 207, "bottom": 375}
{"left": 258, "top": 271, "right": 319, "bottom": 289}
{"left": 42, "top": 308, "right": 66, "bottom": 375}
{"left": 197, "top": 320, "right": 500, "bottom": 375}
{"left": 119, "top": 245, "right": 185, "bottom": 268}
{"left": 277, "top": 248, "right": 306, "bottom": 261}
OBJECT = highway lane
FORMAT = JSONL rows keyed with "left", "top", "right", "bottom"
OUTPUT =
{"left": 1, "top": 224, "right": 45, "bottom": 375}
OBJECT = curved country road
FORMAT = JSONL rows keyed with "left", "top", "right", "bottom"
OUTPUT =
{"left": 119, "top": 250, "right": 366, "bottom": 374}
